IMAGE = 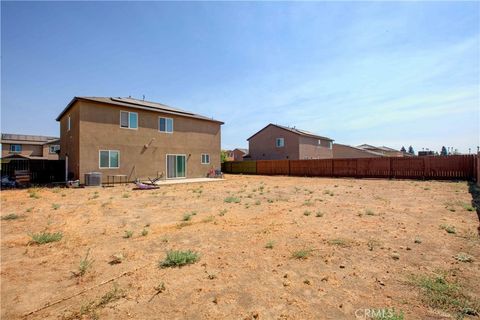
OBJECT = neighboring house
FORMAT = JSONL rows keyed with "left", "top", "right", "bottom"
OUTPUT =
{"left": 1, "top": 133, "right": 60, "bottom": 160}
{"left": 232, "top": 148, "right": 248, "bottom": 161}
{"left": 333, "top": 143, "right": 385, "bottom": 159}
{"left": 224, "top": 148, "right": 247, "bottom": 161}
{"left": 56, "top": 97, "right": 223, "bottom": 183}
{"left": 247, "top": 123, "right": 333, "bottom": 160}
{"left": 357, "top": 144, "right": 406, "bottom": 157}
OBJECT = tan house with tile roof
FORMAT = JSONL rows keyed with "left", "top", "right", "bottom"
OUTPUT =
{"left": 56, "top": 97, "right": 223, "bottom": 183}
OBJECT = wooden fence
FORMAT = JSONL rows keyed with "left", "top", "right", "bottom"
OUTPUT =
{"left": 1, "top": 159, "right": 65, "bottom": 184}
{"left": 222, "top": 155, "right": 477, "bottom": 181}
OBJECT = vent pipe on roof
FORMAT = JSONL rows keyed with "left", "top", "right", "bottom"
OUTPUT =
{"left": 142, "top": 95, "right": 145, "bottom": 101}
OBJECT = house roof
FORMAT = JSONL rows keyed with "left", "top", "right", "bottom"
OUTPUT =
{"left": 234, "top": 148, "right": 248, "bottom": 154}
{"left": 1, "top": 133, "right": 59, "bottom": 145}
{"left": 247, "top": 123, "right": 333, "bottom": 141}
{"left": 357, "top": 144, "right": 399, "bottom": 152}
{"left": 334, "top": 143, "right": 385, "bottom": 157}
{"left": 55, "top": 97, "right": 224, "bottom": 124}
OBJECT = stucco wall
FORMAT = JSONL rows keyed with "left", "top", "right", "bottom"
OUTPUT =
{"left": 248, "top": 126, "right": 300, "bottom": 160}
{"left": 333, "top": 144, "right": 383, "bottom": 159}
{"left": 59, "top": 100, "right": 221, "bottom": 183}
{"left": 59, "top": 103, "right": 80, "bottom": 179}
{"left": 298, "top": 136, "right": 333, "bottom": 159}
{"left": 2, "top": 143, "right": 43, "bottom": 158}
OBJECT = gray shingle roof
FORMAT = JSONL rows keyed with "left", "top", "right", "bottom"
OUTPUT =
{"left": 55, "top": 97, "right": 224, "bottom": 124}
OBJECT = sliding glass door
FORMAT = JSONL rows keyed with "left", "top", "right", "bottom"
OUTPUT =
{"left": 166, "top": 154, "right": 186, "bottom": 179}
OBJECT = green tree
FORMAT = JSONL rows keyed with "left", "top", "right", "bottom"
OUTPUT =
{"left": 408, "top": 146, "right": 415, "bottom": 155}
{"left": 440, "top": 146, "right": 447, "bottom": 156}
{"left": 400, "top": 146, "right": 406, "bottom": 153}
{"left": 220, "top": 150, "right": 228, "bottom": 163}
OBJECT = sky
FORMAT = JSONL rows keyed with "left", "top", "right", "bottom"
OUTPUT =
{"left": 1, "top": 1, "right": 479, "bottom": 154}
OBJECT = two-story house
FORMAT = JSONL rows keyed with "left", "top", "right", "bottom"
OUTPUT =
{"left": 56, "top": 97, "right": 223, "bottom": 183}
{"left": 1, "top": 133, "right": 60, "bottom": 160}
{"left": 247, "top": 123, "right": 333, "bottom": 160}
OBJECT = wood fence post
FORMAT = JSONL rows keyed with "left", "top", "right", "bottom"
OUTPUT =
{"left": 288, "top": 160, "right": 291, "bottom": 176}
{"left": 389, "top": 158, "right": 393, "bottom": 179}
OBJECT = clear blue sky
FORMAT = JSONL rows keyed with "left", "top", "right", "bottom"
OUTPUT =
{"left": 1, "top": 1, "right": 479, "bottom": 153}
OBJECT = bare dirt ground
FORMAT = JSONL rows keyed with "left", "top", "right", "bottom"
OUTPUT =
{"left": 1, "top": 175, "right": 479, "bottom": 319}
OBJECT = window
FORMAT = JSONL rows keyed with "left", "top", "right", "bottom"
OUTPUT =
{"left": 201, "top": 154, "right": 210, "bottom": 164}
{"left": 10, "top": 144, "right": 22, "bottom": 153}
{"left": 159, "top": 117, "right": 173, "bottom": 133}
{"left": 328, "top": 141, "right": 333, "bottom": 149}
{"left": 49, "top": 145, "right": 60, "bottom": 154}
{"left": 120, "top": 111, "right": 138, "bottom": 129}
{"left": 99, "top": 150, "right": 120, "bottom": 168}
{"left": 67, "top": 115, "right": 71, "bottom": 131}
{"left": 318, "top": 140, "right": 322, "bottom": 145}
{"left": 276, "top": 138, "right": 284, "bottom": 148}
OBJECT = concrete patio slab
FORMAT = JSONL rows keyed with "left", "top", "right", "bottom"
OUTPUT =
{"left": 143, "top": 177, "right": 225, "bottom": 186}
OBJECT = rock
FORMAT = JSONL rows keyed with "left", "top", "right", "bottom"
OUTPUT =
{"left": 109, "top": 253, "right": 124, "bottom": 265}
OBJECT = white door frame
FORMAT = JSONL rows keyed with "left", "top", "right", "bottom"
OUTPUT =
{"left": 165, "top": 154, "right": 187, "bottom": 179}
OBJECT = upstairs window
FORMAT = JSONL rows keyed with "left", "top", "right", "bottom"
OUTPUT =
{"left": 120, "top": 111, "right": 138, "bottom": 129}
{"left": 10, "top": 144, "right": 22, "bottom": 153}
{"left": 49, "top": 145, "right": 60, "bottom": 154}
{"left": 328, "top": 141, "right": 333, "bottom": 149}
{"left": 276, "top": 138, "right": 284, "bottom": 148}
{"left": 67, "top": 115, "right": 71, "bottom": 131}
{"left": 99, "top": 150, "right": 119, "bottom": 169}
{"left": 159, "top": 117, "right": 173, "bottom": 133}
{"left": 201, "top": 154, "right": 210, "bottom": 164}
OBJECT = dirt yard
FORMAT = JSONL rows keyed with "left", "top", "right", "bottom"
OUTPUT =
{"left": 1, "top": 175, "right": 479, "bottom": 319}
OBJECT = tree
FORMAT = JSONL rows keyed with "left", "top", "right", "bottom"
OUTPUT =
{"left": 440, "top": 146, "right": 447, "bottom": 156}
{"left": 408, "top": 146, "right": 415, "bottom": 155}
{"left": 220, "top": 150, "right": 229, "bottom": 163}
{"left": 400, "top": 146, "right": 406, "bottom": 153}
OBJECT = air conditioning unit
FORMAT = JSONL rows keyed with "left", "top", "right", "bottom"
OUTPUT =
{"left": 85, "top": 172, "right": 102, "bottom": 187}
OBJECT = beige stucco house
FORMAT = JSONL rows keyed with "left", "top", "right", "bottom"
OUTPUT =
{"left": 247, "top": 124, "right": 333, "bottom": 160}
{"left": 1, "top": 133, "right": 60, "bottom": 160}
{"left": 56, "top": 97, "right": 223, "bottom": 183}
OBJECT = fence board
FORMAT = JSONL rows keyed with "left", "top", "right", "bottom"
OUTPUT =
{"left": 1, "top": 159, "right": 65, "bottom": 184}
{"left": 290, "top": 159, "right": 333, "bottom": 176}
{"left": 257, "top": 160, "right": 289, "bottom": 175}
{"left": 222, "top": 155, "right": 477, "bottom": 181}
{"left": 357, "top": 158, "right": 391, "bottom": 178}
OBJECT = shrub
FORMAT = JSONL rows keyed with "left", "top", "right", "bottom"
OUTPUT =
{"left": 365, "top": 209, "right": 375, "bottom": 216}
{"left": 122, "top": 193, "right": 130, "bottom": 198}
{"left": 219, "top": 209, "right": 227, "bottom": 216}
{"left": 123, "top": 230, "right": 133, "bottom": 238}
{"left": 224, "top": 196, "right": 240, "bottom": 203}
{"left": 1, "top": 213, "right": 19, "bottom": 220}
{"left": 440, "top": 224, "right": 456, "bottom": 234}
{"left": 265, "top": 241, "right": 274, "bottom": 249}
{"left": 411, "top": 273, "right": 480, "bottom": 318}
{"left": 182, "top": 213, "right": 193, "bottom": 221}
{"left": 303, "top": 211, "right": 311, "bottom": 216}
{"left": 73, "top": 249, "right": 94, "bottom": 277}
{"left": 159, "top": 250, "right": 200, "bottom": 268}
{"left": 455, "top": 252, "right": 473, "bottom": 263}
{"left": 254, "top": 200, "right": 261, "bottom": 205}
{"left": 141, "top": 228, "right": 149, "bottom": 236}
{"left": 52, "top": 203, "right": 60, "bottom": 210}
{"left": 29, "top": 231, "right": 63, "bottom": 244}
{"left": 315, "top": 211, "right": 324, "bottom": 217}
{"left": 328, "top": 238, "right": 350, "bottom": 247}
{"left": 291, "top": 248, "right": 312, "bottom": 259}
